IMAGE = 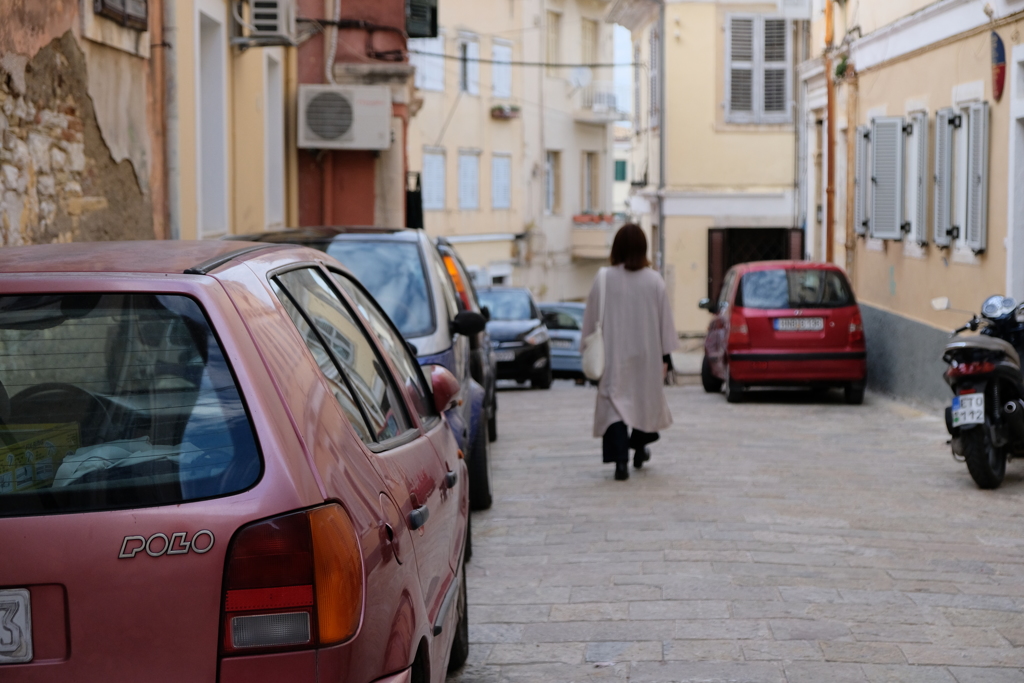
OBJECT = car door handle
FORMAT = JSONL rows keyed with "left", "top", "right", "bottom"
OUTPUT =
{"left": 409, "top": 505, "right": 430, "bottom": 530}
{"left": 445, "top": 471, "right": 458, "bottom": 489}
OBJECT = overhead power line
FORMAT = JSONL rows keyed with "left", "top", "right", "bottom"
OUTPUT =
{"left": 407, "top": 49, "right": 642, "bottom": 69}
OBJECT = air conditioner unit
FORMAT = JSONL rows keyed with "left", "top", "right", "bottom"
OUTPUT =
{"left": 297, "top": 85, "right": 393, "bottom": 150}
{"left": 247, "top": 0, "right": 297, "bottom": 44}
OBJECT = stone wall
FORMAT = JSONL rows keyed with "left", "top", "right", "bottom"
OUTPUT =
{"left": 0, "top": 32, "right": 152, "bottom": 246}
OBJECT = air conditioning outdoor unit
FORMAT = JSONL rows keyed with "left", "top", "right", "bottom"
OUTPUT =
{"left": 297, "top": 85, "right": 393, "bottom": 151}
{"left": 247, "top": 0, "right": 297, "bottom": 44}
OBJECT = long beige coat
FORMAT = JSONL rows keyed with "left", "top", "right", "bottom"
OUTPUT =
{"left": 581, "top": 265, "right": 679, "bottom": 437}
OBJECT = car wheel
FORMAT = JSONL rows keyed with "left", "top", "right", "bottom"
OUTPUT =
{"left": 446, "top": 558, "right": 469, "bottom": 672}
{"left": 531, "top": 363, "right": 552, "bottom": 390}
{"left": 724, "top": 366, "right": 743, "bottom": 404}
{"left": 469, "top": 420, "right": 493, "bottom": 511}
{"left": 962, "top": 426, "right": 1007, "bottom": 489}
{"left": 701, "top": 355, "right": 723, "bottom": 393}
{"left": 844, "top": 382, "right": 865, "bottom": 405}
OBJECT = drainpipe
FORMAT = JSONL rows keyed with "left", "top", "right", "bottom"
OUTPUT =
{"left": 164, "top": 0, "right": 180, "bottom": 240}
{"left": 657, "top": 0, "right": 666, "bottom": 274}
{"left": 824, "top": 0, "right": 835, "bottom": 263}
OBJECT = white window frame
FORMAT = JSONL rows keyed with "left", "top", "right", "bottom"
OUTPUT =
{"left": 458, "top": 150, "right": 480, "bottom": 210}
{"left": 869, "top": 116, "right": 906, "bottom": 241}
{"left": 264, "top": 48, "right": 286, "bottom": 230}
{"left": 725, "top": 14, "right": 792, "bottom": 125}
{"left": 410, "top": 33, "right": 445, "bottom": 92}
{"left": 458, "top": 34, "right": 480, "bottom": 95}
{"left": 545, "top": 150, "right": 561, "bottom": 215}
{"left": 422, "top": 149, "right": 446, "bottom": 211}
{"left": 195, "top": 0, "right": 229, "bottom": 238}
{"left": 491, "top": 153, "right": 512, "bottom": 210}
{"left": 492, "top": 40, "right": 512, "bottom": 98}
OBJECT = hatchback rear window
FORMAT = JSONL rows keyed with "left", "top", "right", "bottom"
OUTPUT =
{"left": 737, "top": 269, "right": 854, "bottom": 309}
{"left": 0, "top": 294, "right": 260, "bottom": 517}
{"left": 478, "top": 290, "right": 534, "bottom": 321}
{"left": 326, "top": 240, "right": 435, "bottom": 339}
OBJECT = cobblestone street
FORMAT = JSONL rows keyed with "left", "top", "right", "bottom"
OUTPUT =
{"left": 450, "top": 382, "right": 1024, "bottom": 682}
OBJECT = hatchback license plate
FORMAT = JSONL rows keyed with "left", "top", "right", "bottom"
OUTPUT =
{"left": 952, "top": 393, "right": 985, "bottom": 427}
{"left": 0, "top": 588, "right": 33, "bottom": 664}
{"left": 495, "top": 350, "right": 515, "bottom": 362}
{"left": 774, "top": 317, "right": 824, "bottom": 332}
{"left": 550, "top": 339, "right": 573, "bottom": 349}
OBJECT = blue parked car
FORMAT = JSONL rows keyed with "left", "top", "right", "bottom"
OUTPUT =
{"left": 538, "top": 302, "right": 585, "bottom": 381}
{"left": 231, "top": 227, "right": 494, "bottom": 510}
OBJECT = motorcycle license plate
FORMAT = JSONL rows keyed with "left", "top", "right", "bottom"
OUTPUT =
{"left": 952, "top": 394, "right": 985, "bottom": 427}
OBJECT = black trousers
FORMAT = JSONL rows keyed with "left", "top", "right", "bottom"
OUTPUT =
{"left": 602, "top": 422, "right": 659, "bottom": 464}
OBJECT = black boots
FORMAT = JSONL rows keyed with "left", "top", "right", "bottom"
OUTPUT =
{"left": 614, "top": 461, "right": 629, "bottom": 480}
{"left": 633, "top": 446, "right": 651, "bottom": 469}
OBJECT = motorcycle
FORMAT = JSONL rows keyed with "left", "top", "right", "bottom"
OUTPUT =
{"left": 935, "top": 295, "right": 1024, "bottom": 489}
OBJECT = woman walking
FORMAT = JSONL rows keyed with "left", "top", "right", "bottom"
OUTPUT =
{"left": 581, "top": 224, "right": 679, "bottom": 481}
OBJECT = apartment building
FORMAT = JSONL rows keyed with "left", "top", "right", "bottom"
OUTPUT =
{"left": 611, "top": 0, "right": 809, "bottom": 335}
{"left": 798, "top": 0, "right": 1024, "bottom": 402}
{"left": 408, "top": 0, "right": 620, "bottom": 301}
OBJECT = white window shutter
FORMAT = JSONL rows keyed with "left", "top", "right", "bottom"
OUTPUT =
{"left": 761, "top": 19, "right": 788, "bottom": 121}
{"left": 467, "top": 42, "right": 480, "bottom": 95}
{"left": 854, "top": 125, "right": 870, "bottom": 235}
{"left": 410, "top": 37, "right": 445, "bottom": 92}
{"left": 933, "top": 108, "right": 955, "bottom": 246}
{"left": 906, "top": 112, "right": 929, "bottom": 244}
{"left": 492, "top": 44, "right": 512, "bottom": 98}
{"left": 965, "top": 101, "right": 990, "bottom": 253}
{"left": 458, "top": 153, "right": 479, "bottom": 210}
{"left": 870, "top": 117, "right": 905, "bottom": 240}
{"left": 492, "top": 155, "right": 511, "bottom": 209}
{"left": 726, "top": 16, "right": 754, "bottom": 122}
{"left": 422, "top": 152, "right": 445, "bottom": 210}
{"left": 409, "top": 38, "right": 427, "bottom": 90}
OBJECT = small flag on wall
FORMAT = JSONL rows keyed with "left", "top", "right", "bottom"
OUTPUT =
{"left": 993, "top": 31, "right": 1006, "bottom": 102}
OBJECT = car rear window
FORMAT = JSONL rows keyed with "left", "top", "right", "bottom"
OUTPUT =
{"left": 326, "top": 240, "right": 435, "bottom": 339}
{"left": 0, "top": 294, "right": 260, "bottom": 517}
{"left": 478, "top": 290, "right": 534, "bottom": 321}
{"left": 737, "top": 269, "right": 854, "bottom": 309}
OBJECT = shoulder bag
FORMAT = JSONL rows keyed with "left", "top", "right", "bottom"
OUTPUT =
{"left": 582, "top": 268, "right": 607, "bottom": 381}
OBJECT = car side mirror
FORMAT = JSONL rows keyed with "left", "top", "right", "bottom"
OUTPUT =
{"left": 480, "top": 305, "right": 491, "bottom": 322}
{"left": 451, "top": 310, "right": 486, "bottom": 336}
{"left": 427, "top": 364, "right": 460, "bottom": 413}
{"left": 698, "top": 298, "right": 713, "bottom": 311}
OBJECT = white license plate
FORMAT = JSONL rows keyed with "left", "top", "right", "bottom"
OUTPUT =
{"left": 0, "top": 588, "right": 33, "bottom": 664}
{"left": 495, "top": 350, "right": 515, "bottom": 362}
{"left": 550, "top": 339, "right": 573, "bottom": 349}
{"left": 952, "top": 393, "right": 985, "bottom": 427}
{"left": 775, "top": 317, "right": 824, "bottom": 332}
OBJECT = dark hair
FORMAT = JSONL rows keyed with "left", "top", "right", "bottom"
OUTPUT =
{"left": 610, "top": 223, "right": 650, "bottom": 271}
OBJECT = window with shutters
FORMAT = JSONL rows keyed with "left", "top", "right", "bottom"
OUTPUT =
{"left": 547, "top": 12, "right": 562, "bottom": 77}
{"left": 905, "top": 112, "right": 929, "bottom": 245}
{"left": 854, "top": 125, "right": 871, "bottom": 236}
{"left": 492, "top": 154, "right": 512, "bottom": 210}
{"left": 964, "top": 101, "right": 990, "bottom": 253}
{"left": 545, "top": 151, "right": 561, "bottom": 214}
{"left": 725, "top": 15, "right": 791, "bottom": 124}
{"left": 869, "top": 116, "right": 906, "bottom": 241}
{"left": 410, "top": 35, "right": 445, "bottom": 92}
{"left": 615, "top": 160, "right": 627, "bottom": 182}
{"left": 933, "top": 108, "right": 956, "bottom": 246}
{"left": 95, "top": 0, "right": 148, "bottom": 31}
{"left": 582, "top": 19, "right": 599, "bottom": 64}
{"left": 422, "top": 151, "right": 445, "bottom": 211}
{"left": 458, "top": 36, "right": 480, "bottom": 95}
{"left": 582, "top": 152, "right": 600, "bottom": 212}
{"left": 458, "top": 151, "right": 480, "bottom": 210}
{"left": 649, "top": 28, "right": 660, "bottom": 128}
{"left": 492, "top": 41, "right": 512, "bottom": 98}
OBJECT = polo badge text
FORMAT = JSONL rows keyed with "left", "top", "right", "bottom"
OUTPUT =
{"left": 119, "top": 530, "right": 215, "bottom": 558}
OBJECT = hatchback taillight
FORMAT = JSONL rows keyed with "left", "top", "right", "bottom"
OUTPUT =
{"left": 729, "top": 312, "right": 750, "bottom": 347}
{"left": 221, "top": 504, "right": 363, "bottom": 655}
{"left": 848, "top": 311, "right": 864, "bottom": 343}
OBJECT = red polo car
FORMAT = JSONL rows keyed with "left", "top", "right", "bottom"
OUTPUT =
{"left": 700, "top": 261, "right": 867, "bottom": 404}
{"left": 0, "top": 241, "right": 469, "bottom": 683}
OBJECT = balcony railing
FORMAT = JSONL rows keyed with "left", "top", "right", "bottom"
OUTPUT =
{"left": 575, "top": 81, "right": 621, "bottom": 122}
{"left": 571, "top": 215, "right": 625, "bottom": 260}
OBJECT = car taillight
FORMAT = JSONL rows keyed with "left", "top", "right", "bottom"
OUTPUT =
{"left": 729, "top": 312, "right": 749, "bottom": 346}
{"left": 221, "top": 504, "right": 363, "bottom": 655}
{"left": 443, "top": 255, "right": 473, "bottom": 311}
{"left": 947, "top": 361, "right": 996, "bottom": 378}
{"left": 848, "top": 312, "right": 864, "bottom": 343}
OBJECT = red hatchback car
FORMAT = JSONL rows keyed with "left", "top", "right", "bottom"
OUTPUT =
{"left": 0, "top": 241, "right": 469, "bottom": 683}
{"left": 700, "top": 261, "right": 867, "bottom": 404}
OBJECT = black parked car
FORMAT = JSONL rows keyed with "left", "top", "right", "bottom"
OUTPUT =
{"left": 477, "top": 286, "right": 552, "bottom": 390}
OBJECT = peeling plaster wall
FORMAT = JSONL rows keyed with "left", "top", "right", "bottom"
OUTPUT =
{"left": 0, "top": 33, "right": 153, "bottom": 245}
